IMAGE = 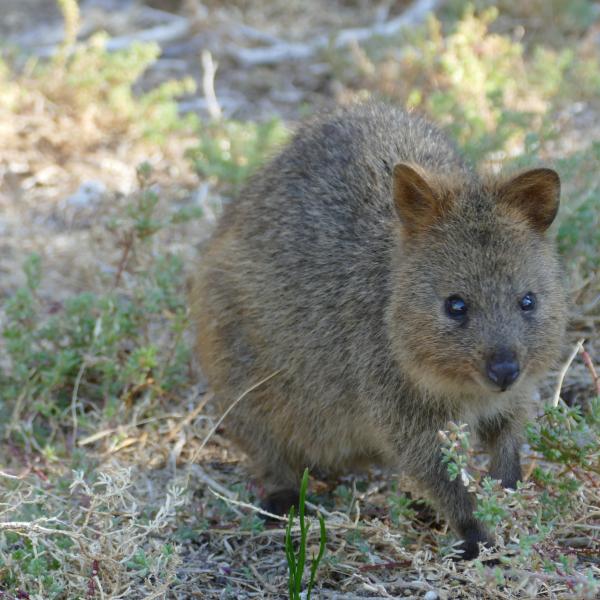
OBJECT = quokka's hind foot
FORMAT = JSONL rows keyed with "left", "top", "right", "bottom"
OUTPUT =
{"left": 251, "top": 450, "right": 303, "bottom": 520}
{"left": 260, "top": 488, "right": 299, "bottom": 521}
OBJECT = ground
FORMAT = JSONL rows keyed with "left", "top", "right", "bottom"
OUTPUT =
{"left": 0, "top": 1, "right": 599, "bottom": 599}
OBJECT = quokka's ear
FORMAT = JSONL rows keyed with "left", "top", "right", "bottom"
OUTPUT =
{"left": 392, "top": 163, "right": 443, "bottom": 235}
{"left": 499, "top": 168, "right": 560, "bottom": 232}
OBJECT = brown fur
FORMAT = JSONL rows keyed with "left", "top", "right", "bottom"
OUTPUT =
{"left": 191, "top": 103, "right": 567, "bottom": 559}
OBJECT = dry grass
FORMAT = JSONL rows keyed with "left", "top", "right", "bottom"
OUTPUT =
{"left": 0, "top": 1, "right": 599, "bottom": 599}
{"left": 3, "top": 361, "right": 598, "bottom": 598}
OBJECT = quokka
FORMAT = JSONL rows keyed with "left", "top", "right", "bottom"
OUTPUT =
{"left": 192, "top": 103, "right": 567, "bottom": 559}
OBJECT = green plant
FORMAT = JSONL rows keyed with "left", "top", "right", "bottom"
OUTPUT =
{"left": 188, "top": 118, "right": 288, "bottom": 189}
{"left": 333, "top": 5, "right": 593, "bottom": 161}
{"left": 388, "top": 492, "right": 417, "bottom": 527}
{"left": 0, "top": 466, "right": 185, "bottom": 598}
{"left": 527, "top": 397, "right": 600, "bottom": 476}
{"left": 443, "top": 0, "right": 600, "bottom": 47}
{"left": 0, "top": 163, "right": 200, "bottom": 451}
{"left": 554, "top": 144, "right": 600, "bottom": 276}
{"left": 284, "top": 468, "right": 327, "bottom": 600}
{"left": 437, "top": 395, "right": 599, "bottom": 573}
{"left": 439, "top": 422, "right": 474, "bottom": 486}
{"left": 55, "top": 0, "right": 80, "bottom": 65}
{"left": 0, "top": 0, "right": 197, "bottom": 147}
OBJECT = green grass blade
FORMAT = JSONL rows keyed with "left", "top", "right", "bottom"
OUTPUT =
{"left": 307, "top": 512, "right": 327, "bottom": 599}
{"left": 295, "top": 468, "right": 310, "bottom": 595}
{"left": 285, "top": 505, "right": 297, "bottom": 599}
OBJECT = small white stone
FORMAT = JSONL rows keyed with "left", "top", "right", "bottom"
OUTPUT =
{"left": 424, "top": 591, "right": 439, "bottom": 600}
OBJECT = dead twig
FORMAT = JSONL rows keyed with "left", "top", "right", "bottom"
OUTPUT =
{"left": 552, "top": 338, "right": 585, "bottom": 407}
{"left": 0, "top": 521, "right": 82, "bottom": 538}
{"left": 104, "top": 8, "right": 190, "bottom": 52}
{"left": 165, "top": 392, "right": 212, "bottom": 444}
{"left": 189, "top": 464, "right": 238, "bottom": 500}
{"left": 201, "top": 50, "right": 222, "bottom": 120}
{"left": 112, "top": 230, "right": 135, "bottom": 289}
{"left": 208, "top": 488, "right": 287, "bottom": 522}
{"left": 194, "top": 370, "right": 281, "bottom": 456}
{"left": 580, "top": 344, "right": 600, "bottom": 396}
{"left": 231, "top": 0, "right": 442, "bottom": 66}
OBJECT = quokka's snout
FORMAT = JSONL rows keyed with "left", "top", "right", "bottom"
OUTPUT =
{"left": 486, "top": 348, "right": 520, "bottom": 391}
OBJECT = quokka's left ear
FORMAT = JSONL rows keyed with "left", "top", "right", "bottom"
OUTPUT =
{"left": 498, "top": 168, "right": 560, "bottom": 232}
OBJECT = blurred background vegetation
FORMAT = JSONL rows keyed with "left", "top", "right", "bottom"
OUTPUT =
{"left": 0, "top": 1, "right": 598, "bottom": 598}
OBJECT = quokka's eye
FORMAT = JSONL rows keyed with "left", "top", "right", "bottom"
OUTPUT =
{"left": 519, "top": 292, "right": 536, "bottom": 312}
{"left": 445, "top": 295, "right": 468, "bottom": 319}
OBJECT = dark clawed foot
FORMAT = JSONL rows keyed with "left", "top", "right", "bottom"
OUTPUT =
{"left": 500, "top": 477, "right": 520, "bottom": 491}
{"left": 452, "top": 525, "right": 495, "bottom": 561}
{"left": 453, "top": 538, "right": 482, "bottom": 561}
{"left": 260, "top": 489, "right": 299, "bottom": 521}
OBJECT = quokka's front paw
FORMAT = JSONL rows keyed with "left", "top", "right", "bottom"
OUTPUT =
{"left": 453, "top": 522, "right": 495, "bottom": 561}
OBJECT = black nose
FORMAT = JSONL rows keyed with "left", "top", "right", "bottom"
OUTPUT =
{"left": 486, "top": 350, "right": 520, "bottom": 391}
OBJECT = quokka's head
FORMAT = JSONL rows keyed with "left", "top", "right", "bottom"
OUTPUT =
{"left": 387, "top": 163, "right": 568, "bottom": 398}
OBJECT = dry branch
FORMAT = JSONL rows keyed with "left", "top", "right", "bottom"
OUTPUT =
{"left": 552, "top": 338, "right": 585, "bottom": 407}
{"left": 21, "top": 6, "right": 190, "bottom": 57}
{"left": 231, "top": 0, "right": 442, "bottom": 66}
{"left": 201, "top": 50, "right": 222, "bottom": 120}
{"left": 189, "top": 464, "right": 238, "bottom": 501}
{"left": 194, "top": 370, "right": 281, "bottom": 456}
{"left": 0, "top": 520, "right": 81, "bottom": 538}
{"left": 208, "top": 487, "right": 286, "bottom": 522}
{"left": 580, "top": 345, "right": 600, "bottom": 396}
{"left": 104, "top": 14, "right": 189, "bottom": 52}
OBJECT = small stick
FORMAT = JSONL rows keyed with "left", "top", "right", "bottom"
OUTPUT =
{"left": 580, "top": 345, "right": 600, "bottom": 396}
{"left": 78, "top": 413, "right": 180, "bottom": 446}
{"left": 0, "top": 521, "right": 81, "bottom": 538}
{"left": 112, "top": 230, "right": 135, "bottom": 289}
{"left": 207, "top": 489, "right": 352, "bottom": 530}
{"left": 523, "top": 457, "right": 537, "bottom": 482}
{"left": 552, "top": 339, "right": 584, "bottom": 407}
{"left": 201, "top": 50, "right": 222, "bottom": 120}
{"left": 71, "top": 360, "right": 87, "bottom": 440}
{"left": 208, "top": 488, "right": 286, "bottom": 522}
{"left": 164, "top": 392, "right": 212, "bottom": 443}
{"left": 232, "top": 0, "right": 441, "bottom": 66}
{"left": 305, "top": 500, "right": 335, "bottom": 519}
{"left": 0, "top": 470, "right": 26, "bottom": 480}
{"left": 189, "top": 464, "right": 238, "bottom": 500}
{"left": 195, "top": 370, "right": 281, "bottom": 455}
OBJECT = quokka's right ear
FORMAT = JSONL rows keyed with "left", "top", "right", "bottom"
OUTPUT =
{"left": 392, "top": 163, "right": 444, "bottom": 235}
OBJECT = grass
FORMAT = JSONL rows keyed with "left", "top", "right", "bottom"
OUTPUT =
{"left": 0, "top": 11, "right": 196, "bottom": 156}
{"left": 1, "top": 164, "right": 195, "bottom": 456}
{"left": 187, "top": 118, "right": 288, "bottom": 192}
{"left": 0, "top": 465, "right": 186, "bottom": 597}
{"left": 285, "top": 469, "right": 327, "bottom": 600}
{"left": 0, "top": 0, "right": 598, "bottom": 598}
{"left": 334, "top": 3, "right": 600, "bottom": 162}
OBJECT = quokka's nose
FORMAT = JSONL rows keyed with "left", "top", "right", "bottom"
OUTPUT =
{"left": 486, "top": 350, "right": 520, "bottom": 391}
